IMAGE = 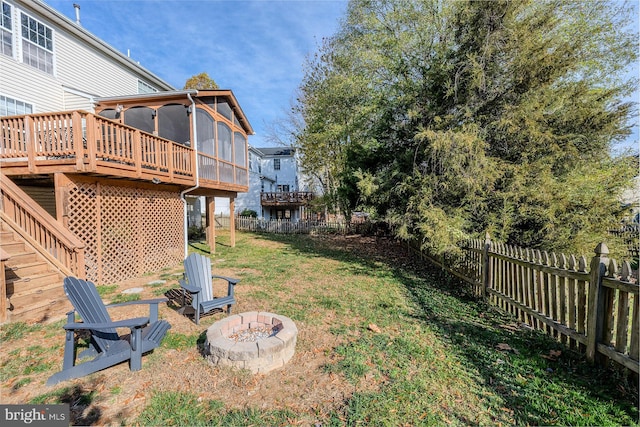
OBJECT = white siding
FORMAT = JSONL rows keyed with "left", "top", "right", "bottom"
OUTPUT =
{"left": 63, "top": 89, "right": 92, "bottom": 111}
{"left": 0, "top": 0, "right": 169, "bottom": 115}
{"left": 55, "top": 28, "right": 147, "bottom": 98}
{"left": 0, "top": 56, "right": 61, "bottom": 112}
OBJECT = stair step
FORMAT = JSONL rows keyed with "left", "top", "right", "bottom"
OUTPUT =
{"left": 4, "top": 251, "right": 38, "bottom": 264}
{"left": 9, "top": 296, "right": 71, "bottom": 324}
{"left": 7, "top": 277, "right": 64, "bottom": 300}
{"left": 0, "top": 230, "right": 15, "bottom": 242}
{"left": 5, "top": 260, "right": 50, "bottom": 277}
{"left": 5, "top": 270, "right": 61, "bottom": 288}
{"left": 8, "top": 282, "right": 66, "bottom": 313}
{"left": 1, "top": 241, "right": 27, "bottom": 255}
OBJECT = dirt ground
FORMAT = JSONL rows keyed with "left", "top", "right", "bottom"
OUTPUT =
{"left": 0, "top": 235, "right": 399, "bottom": 425}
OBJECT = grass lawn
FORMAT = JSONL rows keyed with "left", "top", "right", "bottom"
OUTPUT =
{"left": 1, "top": 231, "right": 638, "bottom": 426}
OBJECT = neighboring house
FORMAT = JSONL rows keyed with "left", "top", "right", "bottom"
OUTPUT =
{"left": 234, "top": 146, "right": 315, "bottom": 221}
{"left": 0, "top": 0, "right": 252, "bottom": 323}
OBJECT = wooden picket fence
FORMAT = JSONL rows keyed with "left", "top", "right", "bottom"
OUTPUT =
{"left": 409, "top": 234, "right": 639, "bottom": 374}
{"left": 235, "top": 217, "right": 349, "bottom": 234}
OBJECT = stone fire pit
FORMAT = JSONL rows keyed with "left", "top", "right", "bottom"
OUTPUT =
{"left": 204, "top": 311, "right": 297, "bottom": 374}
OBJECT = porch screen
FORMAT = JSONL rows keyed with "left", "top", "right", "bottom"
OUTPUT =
{"left": 217, "top": 99, "right": 233, "bottom": 122}
{"left": 217, "top": 122, "right": 232, "bottom": 162}
{"left": 234, "top": 132, "right": 246, "bottom": 167}
{"left": 158, "top": 104, "right": 190, "bottom": 145}
{"left": 196, "top": 108, "right": 215, "bottom": 156}
{"left": 124, "top": 106, "right": 155, "bottom": 134}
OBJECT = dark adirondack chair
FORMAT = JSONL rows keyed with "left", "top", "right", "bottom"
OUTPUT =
{"left": 179, "top": 253, "right": 240, "bottom": 325}
{"left": 46, "top": 277, "right": 171, "bottom": 386}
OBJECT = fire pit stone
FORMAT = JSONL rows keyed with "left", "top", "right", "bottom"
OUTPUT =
{"left": 204, "top": 311, "right": 297, "bottom": 373}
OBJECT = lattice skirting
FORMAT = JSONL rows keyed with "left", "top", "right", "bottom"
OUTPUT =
{"left": 61, "top": 174, "right": 184, "bottom": 284}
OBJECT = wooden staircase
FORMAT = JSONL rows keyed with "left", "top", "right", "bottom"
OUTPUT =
{"left": 0, "top": 221, "right": 70, "bottom": 324}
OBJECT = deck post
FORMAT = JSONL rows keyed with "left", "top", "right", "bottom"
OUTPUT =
{"left": 24, "top": 116, "right": 36, "bottom": 173}
{"left": 0, "top": 248, "right": 8, "bottom": 323}
{"left": 229, "top": 197, "right": 236, "bottom": 248}
{"left": 586, "top": 242, "right": 609, "bottom": 365}
{"left": 72, "top": 111, "right": 85, "bottom": 171}
{"left": 134, "top": 129, "right": 142, "bottom": 177}
{"left": 207, "top": 196, "right": 216, "bottom": 253}
{"left": 85, "top": 114, "right": 97, "bottom": 171}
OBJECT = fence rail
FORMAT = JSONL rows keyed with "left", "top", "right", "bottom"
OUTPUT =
{"left": 410, "top": 235, "right": 639, "bottom": 374}
{"left": 235, "top": 217, "right": 349, "bottom": 234}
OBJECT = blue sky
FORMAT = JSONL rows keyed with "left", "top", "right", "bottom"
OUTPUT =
{"left": 44, "top": 0, "right": 637, "bottom": 153}
{"left": 44, "top": 0, "right": 348, "bottom": 148}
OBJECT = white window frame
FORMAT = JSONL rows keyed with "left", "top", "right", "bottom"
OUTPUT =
{"left": 138, "top": 80, "right": 158, "bottom": 94}
{"left": 0, "top": 94, "right": 34, "bottom": 116}
{"left": 20, "top": 11, "right": 54, "bottom": 74}
{"left": 0, "top": 1, "right": 12, "bottom": 58}
{"left": 273, "top": 158, "right": 281, "bottom": 171}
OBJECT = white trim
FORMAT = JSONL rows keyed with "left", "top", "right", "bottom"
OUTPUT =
{"left": 18, "top": 8, "right": 55, "bottom": 76}
{"left": 62, "top": 85, "right": 97, "bottom": 109}
{"left": 0, "top": 92, "right": 34, "bottom": 115}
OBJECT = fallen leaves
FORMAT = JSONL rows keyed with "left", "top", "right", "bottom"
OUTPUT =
{"left": 496, "top": 343, "right": 520, "bottom": 354}
{"left": 367, "top": 323, "right": 381, "bottom": 333}
{"left": 541, "top": 349, "right": 562, "bottom": 361}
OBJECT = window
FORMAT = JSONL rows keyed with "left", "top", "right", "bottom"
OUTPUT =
{"left": 277, "top": 185, "right": 289, "bottom": 192}
{"left": 1, "top": 1, "right": 12, "bottom": 57}
{"left": 0, "top": 95, "right": 33, "bottom": 116}
{"left": 138, "top": 80, "right": 157, "bottom": 94}
{"left": 21, "top": 13, "right": 53, "bottom": 74}
{"left": 273, "top": 158, "right": 280, "bottom": 170}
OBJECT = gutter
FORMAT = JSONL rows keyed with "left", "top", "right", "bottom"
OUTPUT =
{"left": 180, "top": 92, "right": 200, "bottom": 258}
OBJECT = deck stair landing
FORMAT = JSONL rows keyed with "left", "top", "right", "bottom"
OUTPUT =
{"left": 1, "top": 221, "right": 69, "bottom": 323}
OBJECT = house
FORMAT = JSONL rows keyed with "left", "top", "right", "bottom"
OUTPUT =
{"left": 234, "top": 146, "right": 315, "bottom": 221}
{"left": 0, "top": 0, "right": 253, "bottom": 323}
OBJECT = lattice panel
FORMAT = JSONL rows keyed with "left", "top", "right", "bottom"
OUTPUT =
{"left": 141, "top": 189, "right": 183, "bottom": 275}
{"left": 100, "top": 184, "right": 140, "bottom": 284}
{"left": 64, "top": 177, "right": 184, "bottom": 284}
{"left": 66, "top": 181, "right": 99, "bottom": 281}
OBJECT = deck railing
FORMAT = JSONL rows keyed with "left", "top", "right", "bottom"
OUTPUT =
{"left": 1, "top": 111, "right": 250, "bottom": 189}
{"left": 0, "top": 172, "right": 86, "bottom": 278}
{"left": 260, "top": 191, "right": 314, "bottom": 206}
{"left": 1, "top": 111, "right": 196, "bottom": 184}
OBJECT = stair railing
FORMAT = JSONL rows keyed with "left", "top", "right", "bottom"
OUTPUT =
{"left": 0, "top": 173, "right": 85, "bottom": 278}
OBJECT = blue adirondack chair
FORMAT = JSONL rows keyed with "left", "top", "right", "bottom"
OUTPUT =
{"left": 179, "top": 253, "right": 240, "bottom": 325}
{"left": 46, "top": 277, "right": 171, "bottom": 386}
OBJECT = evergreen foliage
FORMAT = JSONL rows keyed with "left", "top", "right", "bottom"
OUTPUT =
{"left": 293, "top": 0, "right": 638, "bottom": 256}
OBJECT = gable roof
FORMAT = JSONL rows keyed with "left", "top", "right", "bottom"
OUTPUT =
{"left": 253, "top": 147, "right": 296, "bottom": 157}
{"left": 96, "top": 89, "right": 254, "bottom": 135}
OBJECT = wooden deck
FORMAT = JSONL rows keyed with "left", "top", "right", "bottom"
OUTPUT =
{"left": 0, "top": 111, "right": 248, "bottom": 193}
{"left": 261, "top": 191, "right": 314, "bottom": 207}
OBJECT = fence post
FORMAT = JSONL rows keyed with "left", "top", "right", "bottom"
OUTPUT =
{"left": 586, "top": 242, "right": 609, "bottom": 365}
{"left": 481, "top": 232, "right": 491, "bottom": 299}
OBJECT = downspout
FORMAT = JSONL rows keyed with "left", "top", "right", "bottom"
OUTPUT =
{"left": 181, "top": 92, "right": 199, "bottom": 258}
